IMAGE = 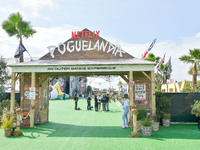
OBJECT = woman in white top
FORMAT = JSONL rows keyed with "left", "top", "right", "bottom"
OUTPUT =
{"left": 121, "top": 94, "right": 130, "bottom": 128}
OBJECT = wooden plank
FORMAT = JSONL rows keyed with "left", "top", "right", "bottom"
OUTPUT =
{"left": 50, "top": 76, "right": 57, "bottom": 83}
{"left": 120, "top": 74, "right": 129, "bottom": 83}
{"left": 141, "top": 71, "right": 151, "bottom": 81}
{"left": 15, "top": 72, "right": 24, "bottom": 81}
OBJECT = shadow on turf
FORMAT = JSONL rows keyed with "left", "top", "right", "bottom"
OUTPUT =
{"left": 16, "top": 122, "right": 200, "bottom": 140}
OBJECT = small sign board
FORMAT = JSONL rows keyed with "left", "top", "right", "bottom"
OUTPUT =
{"left": 29, "top": 87, "right": 36, "bottom": 100}
{"left": 135, "top": 83, "right": 146, "bottom": 101}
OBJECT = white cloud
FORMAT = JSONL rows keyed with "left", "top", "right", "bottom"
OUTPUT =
{"left": 1, "top": 24, "right": 199, "bottom": 83}
{"left": 120, "top": 36, "right": 200, "bottom": 82}
{"left": 19, "top": 0, "right": 59, "bottom": 17}
{"left": 0, "top": 24, "right": 79, "bottom": 58}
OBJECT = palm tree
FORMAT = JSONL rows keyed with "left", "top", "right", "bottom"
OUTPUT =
{"left": 145, "top": 53, "right": 160, "bottom": 64}
{"left": 179, "top": 49, "right": 200, "bottom": 87}
{"left": 2, "top": 12, "right": 36, "bottom": 62}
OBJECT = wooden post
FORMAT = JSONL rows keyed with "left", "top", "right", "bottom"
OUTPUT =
{"left": 30, "top": 72, "right": 36, "bottom": 128}
{"left": 10, "top": 72, "right": 16, "bottom": 113}
{"left": 129, "top": 71, "right": 133, "bottom": 104}
{"left": 20, "top": 73, "right": 24, "bottom": 109}
{"left": 151, "top": 71, "right": 156, "bottom": 116}
{"left": 129, "top": 71, "right": 141, "bottom": 137}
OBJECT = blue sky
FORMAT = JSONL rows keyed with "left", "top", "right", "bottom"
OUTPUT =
{"left": 1, "top": 0, "right": 200, "bottom": 85}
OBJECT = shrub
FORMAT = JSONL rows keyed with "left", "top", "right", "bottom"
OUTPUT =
{"left": 142, "top": 118, "right": 152, "bottom": 127}
{"left": 191, "top": 100, "right": 200, "bottom": 117}
{"left": 137, "top": 108, "right": 147, "bottom": 121}
{"left": 163, "top": 113, "right": 171, "bottom": 119}
{"left": 1, "top": 108, "right": 14, "bottom": 129}
{"left": 156, "top": 92, "right": 170, "bottom": 120}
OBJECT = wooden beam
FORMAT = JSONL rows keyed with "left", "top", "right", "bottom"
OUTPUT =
{"left": 41, "top": 75, "right": 49, "bottom": 84}
{"left": 30, "top": 72, "right": 36, "bottom": 128}
{"left": 120, "top": 74, "right": 129, "bottom": 83}
{"left": 15, "top": 72, "right": 24, "bottom": 81}
{"left": 50, "top": 76, "right": 57, "bottom": 83}
{"left": 141, "top": 71, "right": 151, "bottom": 81}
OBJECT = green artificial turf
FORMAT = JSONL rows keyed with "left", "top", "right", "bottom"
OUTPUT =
{"left": 0, "top": 99, "right": 200, "bottom": 150}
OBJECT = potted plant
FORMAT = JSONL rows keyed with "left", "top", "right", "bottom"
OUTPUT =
{"left": 191, "top": 100, "right": 200, "bottom": 129}
{"left": 137, "top": 108, "right": 147, "bottom": 131}
{"left": 1, "top": 108, "right": 14, "bottom": 136}
{"left": 156, "top": 92, "right": 171, "bottom": 124}
{"left": 151, "top": 115, "right": 160, "bottom": 131}
{"left": 141, "top": 117, "right": 153, "bottom": 136}
{"left": 162, "top": 113, "right": 171, "bottom": 127}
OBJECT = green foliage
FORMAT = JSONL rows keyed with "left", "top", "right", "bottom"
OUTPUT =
{"left": 2, "top": 12, "right": 36, "bottom": 39}
{"left": 142, "top": 117, "right": 152, "bottom": 127}
{"left": 156, "top": 92, "right": 171, "bottom": 120}
{"left": 0, "top": 57, "right": 11, "bottom": 91}
{"left": 191, "top": 100, "right": 200, "bottom": 117}
{"left": 0, "top": 99, "right": 19, "bottom": 116}
{"left": 137, "top": 108, "right": 147, "bottom": 121}
{"left": 145, "top": 53, "right": 160, "bottom": 64}
{"left": 0, "top": 103, "right": 2, "bottom": 116}
{"left": 163, "top": 113, "right": 171, "bottom": 119}
{"left": 1, "top": 118, "right": 14, "bottom": 129}
{"left": 181, "top": 81, "right": 200, "bottom": 92}
{"left": 1, "top": 108, "right": 14, "bottom": 129}
{"left": 145, "top": 53, "right": 171, "bottom": 90}
{"left": 179, "top": 48, "right": 200, "bottom": 87}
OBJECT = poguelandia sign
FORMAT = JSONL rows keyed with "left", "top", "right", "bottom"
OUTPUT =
{"left": 47, "top": 30, "right": 125, "bottom": 58}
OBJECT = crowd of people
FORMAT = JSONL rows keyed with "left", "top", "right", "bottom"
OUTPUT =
{"left": 73, "top": 93, "right": 110, "bottom": 112}
{"left": 74, "top": 92, "right": 130, "bottom": 129}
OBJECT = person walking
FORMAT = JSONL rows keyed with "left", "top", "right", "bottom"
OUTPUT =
{"left": 87, "top": 95, "right": 92, "bottom": 110}
{"left": 106, "top": 94, "right": 110, "bottom": 111}
{"left": 74, "top": 92, "right": 79, "bottom": 110}
{"left": 101, "top": 94, "right": 107, "bottom": 111}
{"left": 120, "top": 94, "right": 130, "bottom": 128}
{"left": 94, "top": 93, "right": 98, "bottom": 111}
{"left": 97, "top": 93, "right": 102, "bottom": 111}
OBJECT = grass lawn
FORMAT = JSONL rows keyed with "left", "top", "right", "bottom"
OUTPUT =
{"left": 0, "top": 99, "right": 200, "bottom": 150}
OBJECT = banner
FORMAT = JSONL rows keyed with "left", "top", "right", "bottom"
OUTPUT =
{"left": 135, "top": 83, "right": 146, "bottom": 100}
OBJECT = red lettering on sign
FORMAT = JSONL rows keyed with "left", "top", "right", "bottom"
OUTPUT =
{"left": 89, "top": 31, "right": 92, "bottom": 38}
{"left": 85, "top": 31, "right": 89, "bottom": 38}
{"left": 72, "top": 32, "right": 76, "bottom": 39}
{"left": 81, "top": 31, "right": 84, "bottom": 38}
{"left": 71, "top": 30, "right": 100, "bottom": 39}
{"left": 77, "top": 31, "right": 80, "bottom": 39}
{"left": 96, "top": 31, "right": 100, "bottom": 38}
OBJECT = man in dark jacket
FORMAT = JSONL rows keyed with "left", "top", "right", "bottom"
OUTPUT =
{"left": 106, "top": 94, "right": 110, "bottom": 111}
{"left": 74, "top": 92, "right": 79, "bottom": 110}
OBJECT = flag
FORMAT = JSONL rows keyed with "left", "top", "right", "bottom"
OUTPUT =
{"left": 14, "top": 42, "right": 27, "bottom": 58}
{"left": 142, "top": 38, "right": 157, "bottom": 59}
{"left": 166, "top": 57, "right": 172, "bottom": 79}
{"left": 156, "top": 53, "right": 166, "bottom": 69}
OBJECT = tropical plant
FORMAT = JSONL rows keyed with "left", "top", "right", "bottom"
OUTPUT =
{"left": 137, "top": 108, "right": 147, "bottom": 121}
{"left": 142, "top": 117, "right": 152, "bottom": 127}
{"left": 2, "top": 12, "right": 36, "bottom": 62}
{"left": 0, "top": 57, "right": 11, "bottom": 91}
{"left": 145, "top": 53, "right": 171, "bottom": 90}
{"left": 1, "top": 108, "right": 14, "bottom": 129}
{"left": 156, "top": 92, "right": 171, "bottom": 120}
{"left": 191, "top": 100, "right": 200, "bottom": 117}
{"left": 163, "top": 113, "right": 171, "bottom": 119}
{"left": 145, "top": 53, "right": 161, "bottom": 64}
{"left": 179, "top": 49, "right": 200, "bottom": 88}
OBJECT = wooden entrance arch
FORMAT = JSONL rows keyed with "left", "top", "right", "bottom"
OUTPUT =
{"left": 9, "top": 29, "right": 155, "bottom": 128}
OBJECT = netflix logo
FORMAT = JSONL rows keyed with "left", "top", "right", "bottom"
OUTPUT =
{"left": 72, "top": 31, "right": 100, "bottom": 39}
